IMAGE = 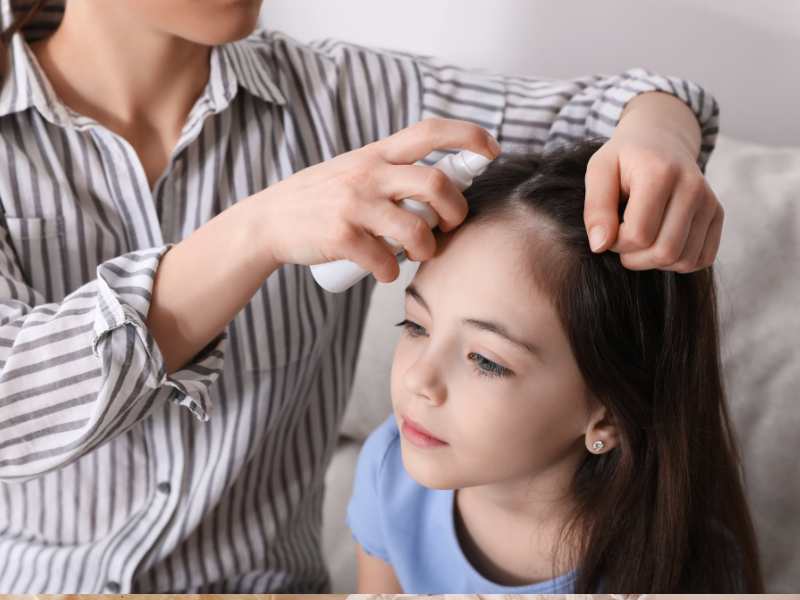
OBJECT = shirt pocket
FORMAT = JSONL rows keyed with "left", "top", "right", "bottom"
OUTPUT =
{"left": 3, "top": 216, "right": 70, "bottom": 301}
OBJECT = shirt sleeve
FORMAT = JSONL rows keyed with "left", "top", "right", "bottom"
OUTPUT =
{"left": 346, "top": 415, "right": 397, "bottom": 563}
{"left": 310, "top": 39, "right": 719, "bottom": 170}
{"left": 0, "top": 228, "right": 226, "bottom": 482}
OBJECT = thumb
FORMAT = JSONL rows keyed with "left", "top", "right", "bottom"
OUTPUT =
{"left": 583, "top": 152, "right": 622, "bottom": 253}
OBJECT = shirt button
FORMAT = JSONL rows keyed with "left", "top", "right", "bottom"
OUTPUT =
{"left": 105, "top": 581, "right": 121, "bottom": 593}
{"left": 156, "top": 481, "right": 171, "bottom": 494}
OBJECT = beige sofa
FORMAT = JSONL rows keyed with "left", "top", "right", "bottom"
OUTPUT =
{"left": 321, "top": 135, "right": 800, "bottom": 592}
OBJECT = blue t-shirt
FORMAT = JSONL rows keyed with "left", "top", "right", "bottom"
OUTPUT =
{"left": 347, "top": 414, "right": 577, "bottom": 593}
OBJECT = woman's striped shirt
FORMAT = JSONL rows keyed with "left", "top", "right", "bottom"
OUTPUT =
{"left": 0, "top": 0, "right": 719, "bottom": 592}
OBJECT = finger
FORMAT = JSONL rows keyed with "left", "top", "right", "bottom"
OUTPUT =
{"left": 670, "top": 197, "right": 719, "bottom": 272}
{"left": 612, "top": 165, "right": 676, "bottom": 254}
{"left": 617, "top": 178, "right": 699, "bottom": 270}
{"left": 697, "top": 205, "right": 724, "bottom": 268}
{"left": 374, "top": 117, "right": 500, "bottom": 165}
{"left": 363, "top": 202, "right": 438, "bottom": 263}
{"left": 583, "top": 151, "right": 621, "bottom": 253}
{"left": 345, "top": 228, "right": 401, "bottom": 283}
{"left": 377, "top": 164, "right": 468, "bottom": 232}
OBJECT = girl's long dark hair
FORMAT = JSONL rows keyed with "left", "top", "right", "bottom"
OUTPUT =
{"left": 463, "top": 141, "right": 763, "bottom": 592}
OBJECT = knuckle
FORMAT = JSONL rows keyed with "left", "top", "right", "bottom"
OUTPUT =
{"left": 467, "top": 124, "right": 488, "bottom": 147}
{"left": 683, "top": 175, "right": 708, "bottom": 202}
{"left": 647, "top": 157, "right": 678, "bottom": 182}
{"left": 409, "top": 217, "right": 431, "bottom": 244}
{"left": 341, "top": 168, "right": 372, "bottom": 192}
{"left": 653, "top": 243, "right": 681, "bottom": 266}
{"left": 671, "top": 260, "right": 695, "bottom": 274}
{"left": 330, "top": 222, "right": 358, "bottom": 248}
{"left": 380, "top": 256, "right": 400, "bottom": 280}
{"left": 406, "top": 219, "right": 434, "bottom": 257}
{"left": 359, "top": 140, "right": 381, "bottom": 158}
{"left": 619, "top": 253, "right": 642, "bottom": 271}
{"left": 425, "top": 168, "right": 449, "bottom": 194}
{"left": 625, "top": 225, "right": 656, "bottom": 249}
{"left": 456, "top": 199, "right": 469, "bottom": 223}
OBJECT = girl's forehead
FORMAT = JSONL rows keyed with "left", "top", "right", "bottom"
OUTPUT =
{"left": 414, "top": 222, "right": 555, "bottom": 314}
{"left": 423, "top": 221, "right": 544, "bottom": 284}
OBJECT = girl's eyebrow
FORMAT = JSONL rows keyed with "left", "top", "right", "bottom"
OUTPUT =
{"left": 462, "top": 318, "right": 541, "bottom": 357}
{"left": 405, "top": 284, "right": 540, "bottom": 357}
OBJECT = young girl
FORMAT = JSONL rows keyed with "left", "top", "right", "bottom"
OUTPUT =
{"left": 348, "top": 141, "right": 763, "bottom": 593}
{"left": 1, "top": 0, "right": 723, "bottom": 593}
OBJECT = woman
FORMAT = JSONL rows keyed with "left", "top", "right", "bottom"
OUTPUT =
{"left": 0, "top": 0, "right": 721, "bottom": 593}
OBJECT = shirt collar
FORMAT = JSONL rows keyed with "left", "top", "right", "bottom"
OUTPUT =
{"left": 216, "top": 37, "right": 286, "bottom": 109}
{"left": 0, "top": 0, "right": 286, "bottom": 121}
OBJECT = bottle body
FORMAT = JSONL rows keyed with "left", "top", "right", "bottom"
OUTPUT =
{"left": 310, "top": 150, "right": 492, "bottom": 293}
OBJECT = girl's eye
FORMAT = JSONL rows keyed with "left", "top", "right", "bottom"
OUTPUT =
{"left": 468, "top": 352, "right": 513, "bottom": 378}
{"left": 395, "top": 319, "right": 427, "bottom": 338}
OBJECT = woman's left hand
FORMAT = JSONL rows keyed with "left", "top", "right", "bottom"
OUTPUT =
{"left": 583, "top": 92, "right": 724, "bottom": 273}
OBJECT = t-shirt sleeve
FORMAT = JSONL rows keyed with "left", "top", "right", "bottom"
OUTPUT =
{"left": 346, "top": 414, "right": 398, "bottom": 563}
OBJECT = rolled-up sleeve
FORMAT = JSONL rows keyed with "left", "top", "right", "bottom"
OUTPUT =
{"left": 0, "top": 234, "right": 226, "bottom": 482}
{"left": 546, "top": 68, "right": 719, "bottom": 170}
{"left": 311, "top": 38, "right": 719, "bottom": 170}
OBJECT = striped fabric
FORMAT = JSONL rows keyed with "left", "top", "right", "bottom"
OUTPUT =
{"left": 0, "top": 0, "right": 719, "bottom": 593}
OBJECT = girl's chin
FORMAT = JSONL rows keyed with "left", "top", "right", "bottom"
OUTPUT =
{"left": 400, "top": 444, "right": 462, "bottom": 490}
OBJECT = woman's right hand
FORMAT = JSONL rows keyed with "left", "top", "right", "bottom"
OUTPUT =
{"left": 248, "top": 118, "right": 501, "bottom": 283}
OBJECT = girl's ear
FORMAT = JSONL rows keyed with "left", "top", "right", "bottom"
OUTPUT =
{"left": 584, "top": 400, "right": 620, "bottom": 455}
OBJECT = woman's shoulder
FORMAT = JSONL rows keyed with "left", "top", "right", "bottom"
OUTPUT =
{"left": 238, "top": 28, "right": 417, "bottom": 68}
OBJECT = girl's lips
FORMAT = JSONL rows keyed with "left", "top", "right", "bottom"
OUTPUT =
{"left": 401, "top": 416, "right": 448, "bottom": 448}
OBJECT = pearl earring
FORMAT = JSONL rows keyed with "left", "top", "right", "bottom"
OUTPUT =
{"left": 591, "top": 440, "right": 605, "bottom": 452}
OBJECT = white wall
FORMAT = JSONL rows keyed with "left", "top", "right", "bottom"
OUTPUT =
{"left": 260, "top": 0, "right": 800, "bottom": 147}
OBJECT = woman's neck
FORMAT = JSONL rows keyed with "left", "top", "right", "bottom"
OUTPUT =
{"left": 30, "top": 2, "right": 211, "bottom": 186}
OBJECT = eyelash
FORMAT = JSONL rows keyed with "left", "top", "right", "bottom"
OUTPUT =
{"left": 394, "top": 319, "right": 513, "bottom": 379}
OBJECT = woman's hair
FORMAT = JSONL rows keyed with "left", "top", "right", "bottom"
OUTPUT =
{"left": 462, "top": 141, "right": 763, "bottom": 592}
{"left": 0, "top": 0, "right": 49, "bottom": 85}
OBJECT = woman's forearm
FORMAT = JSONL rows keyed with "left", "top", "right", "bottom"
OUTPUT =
{"left": 147, "top": 195, "right": 279, "bottom": 373}
{"left": 617, "top": 91, "right": 702, "bottom": 158}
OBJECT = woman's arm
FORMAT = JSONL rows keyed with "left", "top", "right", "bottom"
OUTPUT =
{"left": 311, "top": 39, "right": 721, "bottom": 273}
{"left": 146, "top": 198, "right": 280, "bottom": 373}
{"left": 148, "top": 118, "right": 499, "bottom": 373}
{"left": 356, "top": 543, "right": 403, "bottom": 593}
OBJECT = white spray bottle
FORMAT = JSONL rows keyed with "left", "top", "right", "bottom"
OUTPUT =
{"left": 310, "top": 150, "right": 493, "bottom": 293}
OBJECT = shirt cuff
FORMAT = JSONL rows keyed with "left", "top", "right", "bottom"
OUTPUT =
{"left": 586, "top": 68, "right": 720, "bottom": 171}
{"left": 92, "top": 245, "right": 226, "bottom": 422}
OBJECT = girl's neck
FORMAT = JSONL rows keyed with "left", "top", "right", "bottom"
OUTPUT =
{"left": 454, "top": 463, "right": 580, "bottom": 586}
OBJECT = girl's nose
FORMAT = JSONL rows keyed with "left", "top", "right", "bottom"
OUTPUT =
{"left": 403, "top": 352, "right": 446, "bottom": 406}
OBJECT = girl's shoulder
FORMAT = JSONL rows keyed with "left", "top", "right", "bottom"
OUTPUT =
{"left": 356, "top": 413, "right": 431, "bottom": 506}
{"left": 358, "top": 413, "right": 402, "bottom": 486}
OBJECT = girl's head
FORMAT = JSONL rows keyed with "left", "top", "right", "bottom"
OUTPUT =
{"left": 391, "top": 141, "right": 763, "bottom": 592}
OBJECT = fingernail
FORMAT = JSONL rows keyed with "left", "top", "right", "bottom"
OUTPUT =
{"left": 589, "top": 226, "right": 607, "bottom": 252}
